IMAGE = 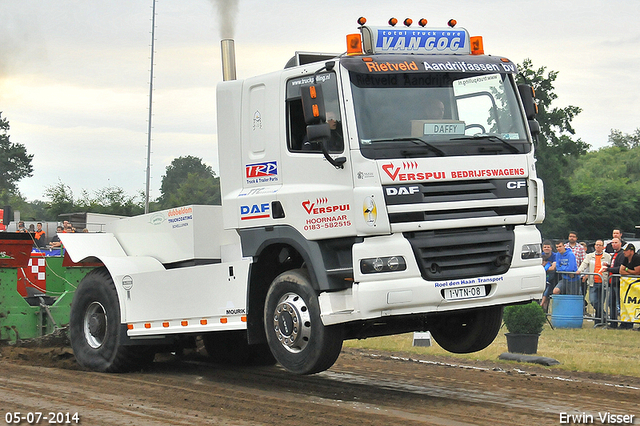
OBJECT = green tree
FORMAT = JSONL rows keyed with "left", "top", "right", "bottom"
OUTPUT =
{"left": 158, "top": 156, "right": 221, "bottom": 209}
{"left": 566, "top": 144, "right": 640, "bottom": 239}
{"left": 516, "top": 59, "right": 589, "bottom": 238}
{"left": 0, "top": 112, "right": 33, "bottom": 202}
{"left": 608, "top": 128, "right": 640, "bottom": 150}
{"left": 44, "top": 180, "right": 144, "bottom": 218}
{"left": 43, "top": 180, "right": 75, "bottom": 218}
{"left": 77, "top": 187, "right": 145, "bottom": 216}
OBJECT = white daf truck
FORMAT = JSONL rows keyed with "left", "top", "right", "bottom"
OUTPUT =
{"left": 60, "top": 18, "right": 545, "bottom": 374}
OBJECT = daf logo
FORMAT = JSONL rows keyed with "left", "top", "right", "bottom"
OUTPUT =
{"left": 506, "top": 180, "right": 526, "bottom": 190}
{"left": 386, "top": 186, "right": 420, "bottom": 196}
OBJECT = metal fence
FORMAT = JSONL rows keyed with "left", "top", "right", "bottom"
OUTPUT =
{"left": 552, "top": 271, "right": 639, "bottom": 328}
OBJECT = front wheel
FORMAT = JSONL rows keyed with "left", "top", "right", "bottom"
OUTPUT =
{"left": 429, "top": 306, "right": 503, "bottom": 353}
{"left": 264, "top": 269, "right": 343, "bottom": 374}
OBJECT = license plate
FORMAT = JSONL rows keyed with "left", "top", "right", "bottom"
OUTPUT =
{"left": 443, "top": 286, "right": 486, "bottom": 300}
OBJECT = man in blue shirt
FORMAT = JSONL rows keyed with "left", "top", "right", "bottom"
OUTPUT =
{"left": 541, "top": 240, "right": 557, "bottom": 312}
{"left": 553, "top": 240, "right": 580, "bottom": 295}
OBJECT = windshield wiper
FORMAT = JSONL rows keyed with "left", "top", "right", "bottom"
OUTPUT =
{"left": 451, "top": 134, "right": 520, "bottom": 154}
{"left": 368, "top": 137, "right": 445, "bottom": 157}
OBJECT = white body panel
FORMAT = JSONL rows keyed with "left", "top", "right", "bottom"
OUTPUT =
{"left": 60, "top": 205, "right": 251, "bottom": 338}
{"left": 319, "top": 226, "right": 544, "bottom": 325}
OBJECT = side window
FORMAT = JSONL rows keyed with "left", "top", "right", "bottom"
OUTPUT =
{"left": 286, "top": 72, "right": 344, "bottom": 153}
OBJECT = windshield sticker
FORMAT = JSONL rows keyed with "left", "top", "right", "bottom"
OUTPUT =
{"left": 422, "top": 60, "right": 515, "bottom": 74}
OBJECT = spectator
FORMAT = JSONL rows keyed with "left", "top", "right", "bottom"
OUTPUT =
{"left": 617, "top": 243, "right": 640, "bottom": 329}
{"left": 566, "top": 231, "right": 587, "bottom": 297}
{"left": 49, "top": 226, "right": 64, "bottom": 248}
{"left": 17, "top": 221, "right": 27, "bottom": 233}
{"left": 553, "top": 240, "right": 580, "bottom": 295}
{"left": 540, "top": 240, "right": 557, "bottom": 312}
{"left": 565, "top": 231, "right": 586, "bottom": 266}
{"left": 601, "top": 237, "right": 625, "bottom": 328}
{"left": 34, "top": 222, "right": 47, "bottom": 248}
{"left": 579, "top": 241, "right": 589, "bottom": 253}
{"left": 578, "top": 239, "right": 610, "bottom": 322}
{"left": 605, "top": 229, "right": 626, "bottom": 253}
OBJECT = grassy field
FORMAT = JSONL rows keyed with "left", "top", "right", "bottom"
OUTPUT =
{"left": 344, "top": 320, "right": 640, "bottom": 377}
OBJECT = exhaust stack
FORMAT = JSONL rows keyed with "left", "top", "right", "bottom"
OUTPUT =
{"left": 221, "top": 39, "right": 237, "bottom": 81}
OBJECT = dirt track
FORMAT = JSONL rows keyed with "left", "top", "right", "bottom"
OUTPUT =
{"left": 1, "top": 344, "right": 639, "bottom": 426}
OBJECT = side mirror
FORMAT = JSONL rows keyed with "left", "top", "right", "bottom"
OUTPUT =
{"left": 306, "top": 122, "right": 331, "bottom": 142}
{"left": 305, "top": 123, "right": 346, "bottom": 169}
{"left": 518, "top": 84, "right": 538, "bottom": 120}
{"left": 528, "top": 119, "right": 541, "bottom": 137}
{"left": 300, "top": 83, "right": 326, "bottom": 125}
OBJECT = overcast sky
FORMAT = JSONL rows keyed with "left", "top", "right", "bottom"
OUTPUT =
{"left": 2, "top": 0, "right": 640, "bottom": 202}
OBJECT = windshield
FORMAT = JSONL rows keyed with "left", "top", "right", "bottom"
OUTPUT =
{"left": 349, "top": 70, "right": 531, "bottom": 159}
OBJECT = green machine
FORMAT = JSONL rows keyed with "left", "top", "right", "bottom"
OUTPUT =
{"left": 0, "top": 233, "right": 95, "bottom": 342}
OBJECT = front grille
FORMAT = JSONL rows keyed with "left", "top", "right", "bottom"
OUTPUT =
{"left": 384, "top": 179, "right": 528, "bottom": 224}
{"left": 404, "top": 226, "right": 514, "bottom": 281}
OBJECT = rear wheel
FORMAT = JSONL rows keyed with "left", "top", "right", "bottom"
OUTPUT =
{"left": 69, "top": 268, "right": 154, "bottom": 372}
{"left": 203, "top": 331, "right": 276, "bottom": 366}
{"left": 264, "top": 269, "right": 343, "bottom": 374}
{"left": 430, "top": 306, "right": 503, "bottom": 353}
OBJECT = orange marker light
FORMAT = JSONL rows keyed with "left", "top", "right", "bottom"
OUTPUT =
{"left": 163, "top": 322, "right": 170, "bottom": 328}
{"left": 418, "top": 18, "right": 428, "bottom": 27}
{"left": 200, "top": 319, "right": 208, "bottom": 325}
{"left": 388, "top": 17, "right": 398, "bottom": 26}
{"left": 309, "top": 86, "right": 317, "bottom": 99}
{"left": 403, "top": 18, "right": 412, "bottom": 27}
{"left": 241, "top": 316, "right": 247, "bottom": 322}
{"left": 312, "top": 104, "right": 319, "bottom": 117}
{"left": 470, "top": 36, "right": 484, "bottom": 55}
{"left": 346, "top": 33, "right": 362, "bottom": 55}
{"left": 448, "top": 19, "right": 457, "bottom": 28}
{"left": 220, "top": 318, "right": 228, "bottom": 324}
{"left": 127, "top": 324, "right": 134, "bottom": 330}
{"left": 144, "top": 323, "right": 151, "bottom": 329}
{"left": 357, "top": 16, "right": 367, "bottom": 26}
{"left": 181, "top": 320, "right": 188, "bottom": 326}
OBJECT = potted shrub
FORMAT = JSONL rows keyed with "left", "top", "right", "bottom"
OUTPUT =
{"left": 503, "top": 302, "right": 547, "bottom": 354}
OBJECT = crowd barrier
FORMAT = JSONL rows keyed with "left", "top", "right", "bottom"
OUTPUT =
{"left": 550, "top": 271, "right": 640, "bottom": 328}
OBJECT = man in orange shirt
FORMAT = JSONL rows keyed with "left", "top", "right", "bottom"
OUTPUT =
{"left": 578, "top": 239, "right": 610, "bottom": 322}
{"left": 34, "top": 222, "right": 47, "bottom": 248}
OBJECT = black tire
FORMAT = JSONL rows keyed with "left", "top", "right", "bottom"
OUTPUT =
{"left": 202, "top": 331, "right": 276, "bottom": 366}
{"left": 264, "top": 269, "right": 343, "bottom": 375}
{"left": 69, "top": 268, "right": 154, "bottom": 372}
{"left": 430, "top": 306, "right": 503, "bottom": 353}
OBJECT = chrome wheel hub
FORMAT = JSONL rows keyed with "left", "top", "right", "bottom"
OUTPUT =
{"left": 84, "top": 301, "right": 107, "bottom": 349}
{"left": 272, "top": 292, "right": 311, "bottom": 353}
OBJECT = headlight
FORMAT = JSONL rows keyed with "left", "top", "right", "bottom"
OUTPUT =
{"left": 521, "top": 243, "right": 542, "bottom": 260}
{"left": 360, "top": 256, "right": 407, "bottom": 274}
